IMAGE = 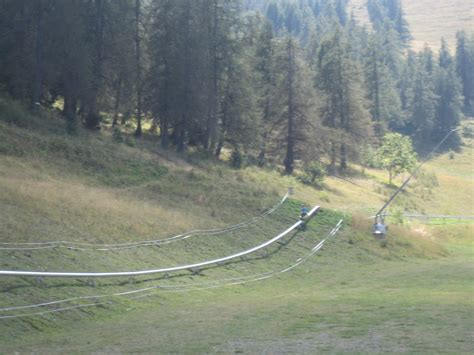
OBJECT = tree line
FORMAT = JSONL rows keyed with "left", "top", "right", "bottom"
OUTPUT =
{"left": 0, "top": 0, "right": 473, "bottom": 174}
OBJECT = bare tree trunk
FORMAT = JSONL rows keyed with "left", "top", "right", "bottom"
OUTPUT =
{"left": 258, "top": 90, "right": 271, "bottom": 166}
{"left": 257, "top": 133, "right": 267, "bottom": 167}
{"left": 161, "top": 116, "right": 169, "bottom": 148}
{"left": 31, "top": 0, "right": 44, "bottom": 111}
{"left": 206, "top": 0, "right": 219, "bottom": 153}
{"left": 121, "top": 109, "right": 131, "bottom": 125}
{"left": 86, "top": 0, "right": 105, "bottom": 129}
{"left": 284, "top": 36, "right": 295, "bottom": 175}
{"left": 161, "top": 60, "right": 170, "bottom": 148}
{"left": 340, "top": 142, "right": 347, "bottom": 170}
{"left": 372, "top": 48, "right": 382, "bottom": 138}
{"left": 215, "top": 133, "right": 225, "bottom": 159}
{"left": 329, "top": 140, "right": 337, "bottom": 174}
{"left": 337, "top": 45, "right": 348, "bottom": 171}
{"left": 64, "top": 88, "right": 77, "bottom": 132}
{"left": 177, "top": 3, "right": 191, "bottom": 153}
{"left": 112, "top": 78, "right": 122, "bottom": 127}
{"left": 134, "top": 0, "right": 142, "bottom": 137}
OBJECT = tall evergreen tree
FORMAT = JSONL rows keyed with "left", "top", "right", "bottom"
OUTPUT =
{"left": 367, "top": 0, "right": 411, "bottom": 46}
{"left": 83, "top": 0, "right": 106, "bottom": 129}
{"left": 147, "top": 0, "right": 180, "bottom": 148}
{"left": 253, "top": 17, "right": 276, "bottom": 166}
{"left": 316, "top": 26, "right": 371, "bottom": 172}
{"left": 433, "top": 39, "right": 463, "bottom": 148}
{"left": 364, "top": 33, "right": 403, "bottom": 138}
{"left": 409, "top": 54, "right": 438, "bottom": 145}
{"left": 270, "top": 32, "right": 319, "bottom": 174}
{"left": 455, "top": 31, "right": 474, "bottom": 116}
{"left": 48, "top": 0, "right": 92, "bottom": 130}
{"left": 134, "top": 0, "right": 143, "bottom": 137}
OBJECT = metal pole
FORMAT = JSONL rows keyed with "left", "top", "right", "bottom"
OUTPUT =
{"left": 375, "top": 128, "right": 460, "bottom": 219}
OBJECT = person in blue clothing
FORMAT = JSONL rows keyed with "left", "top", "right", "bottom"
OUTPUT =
{"left": 298, "top": 205, "right": 309, "bottom": 231}
{"left": 300, "top": 205, "right": 309, "bottom": 220}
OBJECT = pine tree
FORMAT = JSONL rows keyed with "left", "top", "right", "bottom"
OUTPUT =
{"left": 367, "top": 0, "right": 411, "bottom": 46}
{"left": 254, "top": 18, "right": 276, "bottom": 166}
{"left": 0, "top": 0, "right": 49, "bottom": 104}
{"left": 106, "top": 1, "right": 136, "bottom": 128}
{"left": 47, "top": 0, "right": 92, "bottom": 130}
{"left": 268, "top": 31, "right": 319, "bottom": 174}
{"left": 364, "top": 33, "right": 403, "bottom": 138}
{"left": 397, "top": 50, "right": 416, "bottom": 134}
{"left": 84, "top": 0, "right": 106, "bottom": 129}
{"left": 31, "top": 0, "right": 46, "bottom": 110}
{"left": 133, "top": 0, "right": 143, "bottom": 137}
{"left": 455, "top": 31, "right": 474, "bottom": 116}
{"left": 147, "top": 0, "right": 180, "bottom": 148}
{"left": 213, "top": 12, "right": 260, "bottom": 159}
{"left": 409, "top": 53, "right": 438, "bottom": 145}
{"left": 316, "top": 26, "right": 371, "bottom": 172}
{"left": 433, "top": 39, "right": 463, "bottom": 148}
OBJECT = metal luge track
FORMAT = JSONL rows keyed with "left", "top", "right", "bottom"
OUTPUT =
{"left": 0, "top": 219, "right": 343, "bottom": 319}
{"left": 0, "top": 205, "right": 320, "bottom": 278}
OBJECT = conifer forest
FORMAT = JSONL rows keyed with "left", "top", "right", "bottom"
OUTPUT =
{"left": 1, "top": 0, "right": 473, "bottom": 173}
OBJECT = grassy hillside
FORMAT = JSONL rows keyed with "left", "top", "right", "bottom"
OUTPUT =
{"left": 0, "top": 102, "right": 472, "bottom": 352}
{"left": 348, "top": 0, "right": 473, "bottom": 51}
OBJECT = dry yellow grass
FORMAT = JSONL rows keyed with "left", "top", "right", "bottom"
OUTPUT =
{"left": 348, "top": 0, "right": 473, "bottom": 51}
{"left": 403, "top": 0, "right": 473, "bottom": 51}
{"left": 0, "top": 156, "right": 207, "bottom": 243}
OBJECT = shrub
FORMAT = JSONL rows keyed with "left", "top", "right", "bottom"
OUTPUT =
{"left": 375, "top": 133, "right": 417, "bottom": 184}
{"left": 299, "top": 161, "right": 326, "bottom": 188}
{"left": 360, "top": 144, "right": 380, "bottom": 169}
{"left": 391, "top": 208, "right": 405, "bottom": 225}
{"left": 243, "top": 154, "right": 259, "bottom": 167}
{"left": 462, "top": 124, "right": 474, "bottom": 138}
{"left": 125, "top": 136, "right": 136, "bottom": 147}
{"left": 112, "top": 127, "right": 124, "bottom": 142}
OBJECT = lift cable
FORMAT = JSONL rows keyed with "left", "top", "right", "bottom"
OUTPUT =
{"left": 375, "top": 128, "right": 461, "bottom": 220}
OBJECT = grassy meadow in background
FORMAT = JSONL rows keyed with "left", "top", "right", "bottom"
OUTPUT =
{"left": 349, "top": 0, "right": 474, "bottom": 51}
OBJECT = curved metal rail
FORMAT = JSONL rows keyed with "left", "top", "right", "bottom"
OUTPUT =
{"left": 0, "top": 205, "right": 320, "bottom": 278}
{"left": 0, "top": 219, "right": 343, "bottom": 319}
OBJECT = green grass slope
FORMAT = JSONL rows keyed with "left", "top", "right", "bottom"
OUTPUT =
{"left": 0, "top": 102, "right": 472, "bottom": 352}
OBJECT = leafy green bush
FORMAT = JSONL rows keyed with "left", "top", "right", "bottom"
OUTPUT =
{"left": 375, "top": 133, "right": 417, "bottom": 184}
{"left": 360, "top": 144, "right": 380, "bottom": 169}
{"left": 242, "top": 154, "right": 260, "bottom": 167}
{"left": 112, "top": 127, "right": 124, "bottom": 142}
{"left": 462, "top": 124, "right": 474, "bottom": 138}
{"left": 298, "top": 161, "right": 326, "bottom": 188}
